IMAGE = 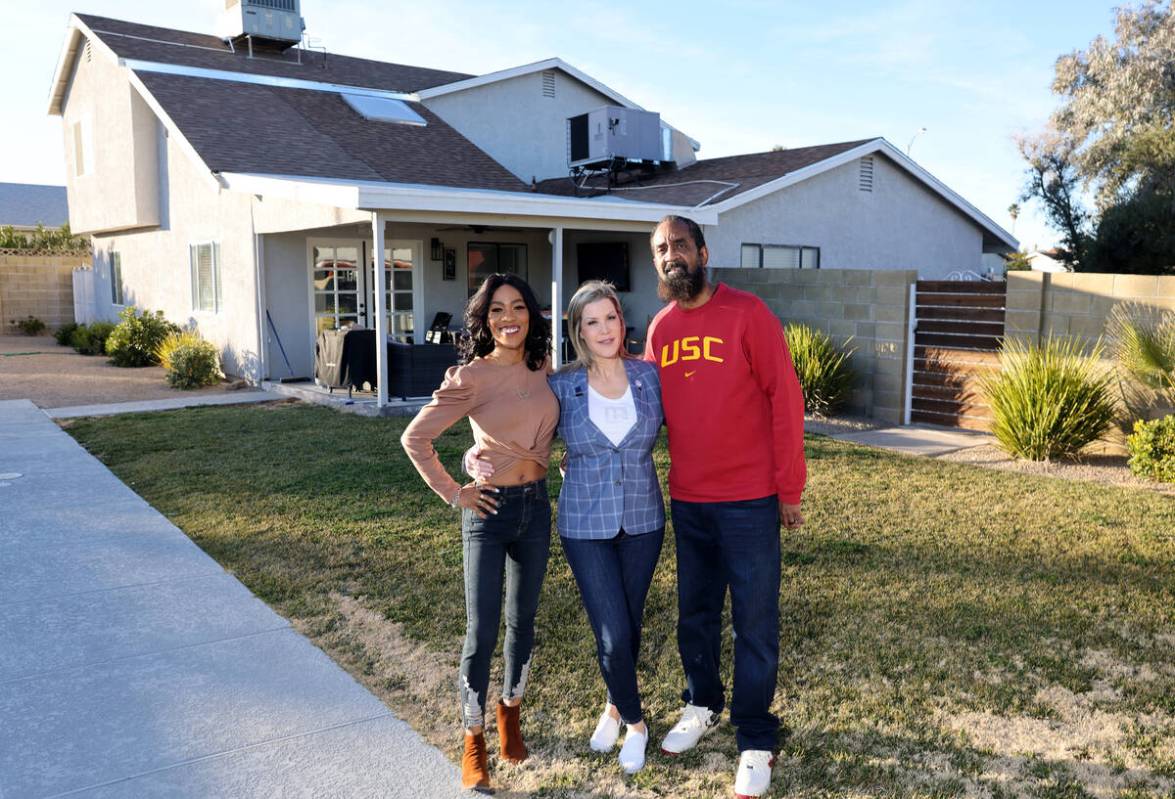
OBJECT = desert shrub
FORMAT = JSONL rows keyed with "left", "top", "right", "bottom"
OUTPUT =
{"left": 54, "top": 322, "right": 79, "bottom": 346}
{"left": 155, "top": 330, "right": 204, "bottom": 373}
{"left": 105, "top": 306, "right": 180, "bottom": 367}
{"left": 164, "top": 338, "right": 223, "bottom": 389}
{"left": 1126, "top": 415, "right": 1175, "bottom": 483}
{"left": 784, "top": 323, "right": 856, "bottom": 416}
{"left": 979, "top": 336, "right": 1117, "bottom": 461}
{"left": 12, "top": 316, "right": 46, "bottom": 336}
{"left": 70, "top": 322, "right": 116, "bottom": 355}
{"left": 1106, "top": 302, "right": 1175, "bottom": 425}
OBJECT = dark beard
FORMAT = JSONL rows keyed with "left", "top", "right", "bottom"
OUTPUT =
{"left": 658, "top": 262, "right": 706, "bottom": 303}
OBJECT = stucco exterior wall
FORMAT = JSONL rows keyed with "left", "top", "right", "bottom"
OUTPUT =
{"left": 90, "top": 124, "right": 261, "bottom": 380}
{"left": 423, "top": 70, "right": 695, "bottom": 183}
{"left": 704, "top": 156, "right": 984, "bottom": 280}
{"left": 60, "top": 38, "right": 160, "bottom": 235}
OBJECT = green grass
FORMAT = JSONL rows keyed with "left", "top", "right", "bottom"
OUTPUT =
{"left": 64, "top": 402, "right": 1175, "bottom": 798}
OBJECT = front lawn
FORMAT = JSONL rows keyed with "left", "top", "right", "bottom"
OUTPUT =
{"left": 65, "top": 402, "right": 1175, "bottom": 798}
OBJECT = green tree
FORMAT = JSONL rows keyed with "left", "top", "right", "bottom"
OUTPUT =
{"left": 1018, "top": 1, "right": 1175, "bottom": 274}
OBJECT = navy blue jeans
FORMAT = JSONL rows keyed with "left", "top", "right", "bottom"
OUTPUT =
{"left": 671, "top": 495, "right": 781, "bottom": 752}
{"left": 561, "top": 528, "right": 664, "bottom": 724}
{"left": 459, "top": 479, "right": 551, "bottom": 729}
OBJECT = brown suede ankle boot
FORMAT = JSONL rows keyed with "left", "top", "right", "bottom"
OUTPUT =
{"left": 497, "top": 700, "right": 528, "bottom": 763}
{"left": 462, "top": 731, "right": 492, "bottom": 793}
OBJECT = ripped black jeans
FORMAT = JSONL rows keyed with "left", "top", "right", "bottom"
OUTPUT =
{"left": 458, "top": 479, "right": 551, "bottom": 729}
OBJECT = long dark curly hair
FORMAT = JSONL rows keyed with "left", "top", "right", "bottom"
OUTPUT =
{"left": 459, "top": 273, "right": 551, "bottom": 371}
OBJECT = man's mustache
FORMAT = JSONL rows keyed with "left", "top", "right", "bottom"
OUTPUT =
{"left": 664, "top": 260, "right": 688, "bottom": 275}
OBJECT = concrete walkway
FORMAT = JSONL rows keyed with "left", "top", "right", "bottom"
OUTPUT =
{"left": 45, "top": 390, "right": 283, "bottom": 419}
{"left": 822, "top": 423, "right": 993, "bottom": 456}
{"left": 0, "top": 399, "right": 464, "bottom": 798}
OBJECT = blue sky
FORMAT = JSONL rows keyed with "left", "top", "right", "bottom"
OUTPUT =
{"left": 0, "top": 0, "right": 1122, "bottom": 250}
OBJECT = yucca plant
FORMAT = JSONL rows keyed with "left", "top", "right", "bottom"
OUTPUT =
{"left": 979, "top": 336, "right": 1117, "bottom": 461}
{"left": 1106, "top": 302, "right": 1175, "bottom": 425}
{"left": 784, "top": 323, "right": 856, "bottom": 416}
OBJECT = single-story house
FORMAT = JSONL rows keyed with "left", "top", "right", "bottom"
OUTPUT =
{"left": 0, "top": 183, "right": 69, "bottom": 232}
{"left": 49, "top": 8, "right": 1016, "bottom": 407}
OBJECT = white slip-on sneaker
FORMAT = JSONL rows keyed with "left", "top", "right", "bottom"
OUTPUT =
{"left": 659, "top": 703, "right": 719, "bottom": 755}
{"left": 734, "top": 749, "right": 776, "bottom": 798}
{"left": 589, "top": 709, "right": 621, "bottom": 752}
{"left": 618, "top": 725, "right": 647, "bottom": 774}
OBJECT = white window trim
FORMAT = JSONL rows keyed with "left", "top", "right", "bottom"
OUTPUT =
{"left": 190, "top": 241, "right": 222, "bottom": 313}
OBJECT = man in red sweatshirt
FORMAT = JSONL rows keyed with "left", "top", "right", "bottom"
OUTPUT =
{"left": 644, "top": 215, "right": 806, "bottom": 799}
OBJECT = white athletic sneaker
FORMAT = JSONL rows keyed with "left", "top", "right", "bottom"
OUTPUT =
{"left": 589, "top": 709, "right": 621, "bottom": 752}
{"left": 618, "top": 725, "right": 647, "bottom": 774}
{"left": 733, "top": 749, "right": 775, "bottom": 798}
{"left": 659, "top": 703, "right": 719, "bottom": 755}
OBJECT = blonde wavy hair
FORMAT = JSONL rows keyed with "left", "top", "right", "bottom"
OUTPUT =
{"left": 564, "top": 280, "right": 633, "bottom": 371}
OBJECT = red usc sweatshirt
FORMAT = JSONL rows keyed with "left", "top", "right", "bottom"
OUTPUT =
{"left": 644, "top": 283, "right": 806, "bottom": 505}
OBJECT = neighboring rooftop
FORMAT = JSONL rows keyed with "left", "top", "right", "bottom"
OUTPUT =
{"left": 534, "top": 139, "right": 876, "bottom": 206}
{"left": 76, "top": 14, "right": 473, "bottom": 94}
{"left": 0, "top": 183, "right": 69, "bottom": 228}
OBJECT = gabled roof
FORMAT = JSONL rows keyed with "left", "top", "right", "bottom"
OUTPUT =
{"left": 0, "top": 183, "right": 69, "bottom": 228}
{"left": 134, "top": 70, "right": 528, "bottom": 192}
{"left": 535, "top": 138, "right": 1018, "bottom": 249}
{"left": 71, "top": 14, "right": 471, "bottom": 95}
{"left": 417, "top": 57, "right": 702, "bottom": 152}
{"left": 535, "top": 140, "right": 872, "bottom": 206}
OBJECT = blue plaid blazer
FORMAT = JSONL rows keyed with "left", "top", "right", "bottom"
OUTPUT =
{"left": 548, "top": 358, "right": 665, "bottom": 540}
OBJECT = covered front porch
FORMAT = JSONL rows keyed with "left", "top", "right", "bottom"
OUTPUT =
{"left": 239, "top": 173, "right": 715, "bottom": 410}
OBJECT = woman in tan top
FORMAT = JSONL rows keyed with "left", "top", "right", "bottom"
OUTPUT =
{"left": 401, "top": 273, "right": 557, "bottom": 793}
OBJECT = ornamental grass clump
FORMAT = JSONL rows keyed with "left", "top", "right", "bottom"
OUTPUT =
{"left": 1106, "top": 302, "right": 1175, "bottom": 427}
{"left": 784, "top": 323, "right": 856, "bottom": 416}
{"left": 1126, "top": 415, "right": 1175, "bottom": 484}
{"left": 158, "top": 332, "right": 222, "bottom": 389}
{"left": 979, "top": 336, "right": 1116, "bottom": 461}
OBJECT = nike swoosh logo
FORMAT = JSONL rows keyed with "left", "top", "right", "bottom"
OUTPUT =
{"left": 684, "top": 370, "right": 696, "bottom": 378}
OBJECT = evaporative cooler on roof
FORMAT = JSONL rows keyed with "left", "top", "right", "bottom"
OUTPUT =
{"left": 219, "top": 0, "right": 306, "bottom": 47}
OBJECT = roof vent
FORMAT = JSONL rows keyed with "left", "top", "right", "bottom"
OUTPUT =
{"left": 542, "top": 70, "right": 556, "bottom": 98}
{"left": 219, "top": 0, "right": 305, "bottom": 49}
{"left": 858, "top": 156, "right": 874, "bottom": 192}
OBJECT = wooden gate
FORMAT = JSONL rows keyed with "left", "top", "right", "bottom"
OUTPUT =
{"left": 908, "top": 280, "right": 1006, "bottom": 430}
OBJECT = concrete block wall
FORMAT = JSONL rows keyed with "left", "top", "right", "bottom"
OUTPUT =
{"left": 1006, "top": 272, "right": 1175, "bottom": 348}
{"left": 711, "top": 267, "right": 917, "bottom": 423}
{"left": 0, "top": 252, "right": 92, "bottom": 331}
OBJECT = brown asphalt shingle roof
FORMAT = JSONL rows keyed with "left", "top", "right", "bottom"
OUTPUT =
{"left": 534, "top": 140, "right": 877, "bottom": 206}
{"left": 78, "top": 14, "right": 472, "bottom": 93}
{"left": 137, "top": 72, "right": 528, "bottom": 191}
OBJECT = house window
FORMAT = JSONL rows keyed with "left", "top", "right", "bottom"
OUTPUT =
{"left": 190, "top": 242, "right": 221, "bottom": 312}
{"left": 110, "top": 252, "right": 124, "bottom": 305}
{"left": 467, "top": 242, "right": 527, "bottom": 296}
{"left": 740, "top": 244, "right": 761, "bottom": 268}
{"left": 746, "top": 244, "right": 820, "bottom": 269}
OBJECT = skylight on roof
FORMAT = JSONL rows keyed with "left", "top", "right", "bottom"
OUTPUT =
{"left": 341, "top": 93, "right": 426, "bottom": 126}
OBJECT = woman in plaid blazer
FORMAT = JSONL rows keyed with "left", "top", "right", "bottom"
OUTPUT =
{"left": 547, "top": 280, "right": 665, "bottom": 775}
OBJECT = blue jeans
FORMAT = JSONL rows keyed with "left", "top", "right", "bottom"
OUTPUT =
{"left": 561, "top": 528, "right": 664, "bottom": 724}
{"left": 671, "top": 495, "right": 781, "bottom": 752}
{"left": 459, "top": 479, "right": 551, "bottom": 729}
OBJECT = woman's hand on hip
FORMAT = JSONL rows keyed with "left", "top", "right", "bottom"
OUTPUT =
{"left": 457, "top": 482, "right": 500, "bottom": 519}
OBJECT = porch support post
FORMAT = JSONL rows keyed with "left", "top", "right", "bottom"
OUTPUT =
{"left": 372, "top": 212, "right": 389, "bottom": 408}
{"left": 550, "top": 225, "right": 564, "bottom": 368}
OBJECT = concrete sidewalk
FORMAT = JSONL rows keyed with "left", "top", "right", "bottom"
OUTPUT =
{"left": 45, "top": 390, "right": 283, "bottom": 419}
{"left": 0, "top": 399, "right": 464, "bottom": 798}
{"left": 821, "top": 423, "right": 993, "bottom": 456}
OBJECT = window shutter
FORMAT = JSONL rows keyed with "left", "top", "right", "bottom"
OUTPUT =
{"left": 73, "top": 123, "right": 85, "bottom": 177}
